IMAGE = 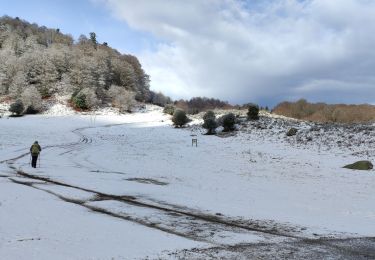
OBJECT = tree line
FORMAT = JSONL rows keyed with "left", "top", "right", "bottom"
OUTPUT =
{"left": 174, "top": 97, "right": 232, "bottom": 114}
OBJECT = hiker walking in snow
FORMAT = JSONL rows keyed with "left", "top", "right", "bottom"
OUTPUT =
{"left": 30, "top": 141, "right": 42, "bottom": 168}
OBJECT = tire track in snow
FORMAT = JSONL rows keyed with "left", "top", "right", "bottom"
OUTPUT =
{"left": 8, "top": 174, "right": 374, "bottom": 257}
{"left": 10, "top": 168, "right": 301, "bottom": 244}
{"left": 162, "top": 237, "right": 375, "bottom": 259}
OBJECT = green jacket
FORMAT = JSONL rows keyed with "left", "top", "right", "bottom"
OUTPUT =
{"left": 30, "top": 143, "right": 42, "bottom": 155}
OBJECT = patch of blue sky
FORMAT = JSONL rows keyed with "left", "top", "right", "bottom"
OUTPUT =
{"left": 0, "top": 0, "right": 159, "bottom": 54}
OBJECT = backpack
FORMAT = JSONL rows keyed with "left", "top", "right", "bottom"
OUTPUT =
{"left": 31, "top": 144, "right": 40, "bottom": 155}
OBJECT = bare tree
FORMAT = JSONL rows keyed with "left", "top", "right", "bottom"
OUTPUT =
{"left": 21, "top": 86, "right": 42, "bottom": 112}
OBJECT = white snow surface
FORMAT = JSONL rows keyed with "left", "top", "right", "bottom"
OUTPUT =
{"left": 0, "top": 104, "right": 374, "bottom": 259}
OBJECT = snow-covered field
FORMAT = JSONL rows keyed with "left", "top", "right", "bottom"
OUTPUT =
{"left": 0, "top": 104, "right": 374, "bottom": 259}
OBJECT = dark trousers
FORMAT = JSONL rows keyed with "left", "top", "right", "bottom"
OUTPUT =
{"left": 31, "top": 155, "right": 38, "bottom": 168}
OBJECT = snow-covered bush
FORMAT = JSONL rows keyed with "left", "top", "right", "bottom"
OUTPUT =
{"left": 21, "top": 86, "right": 43, "bottom": 113}
{"left": 9, "top": 99, "right": 24, "bottom": 116}
{"left": 108, "top": 85, "right": 136, "bottom": 113}
{"left": 172, "top": 109, "right": 189, "bottom": 127}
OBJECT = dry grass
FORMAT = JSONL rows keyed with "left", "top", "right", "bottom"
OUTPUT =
{"left": 273, "top": 99, "right": 375, "bottom": 123}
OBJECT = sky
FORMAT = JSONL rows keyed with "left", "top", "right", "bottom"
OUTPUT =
{"left": 1, "top": 0, "right": 375, "bottom": 106}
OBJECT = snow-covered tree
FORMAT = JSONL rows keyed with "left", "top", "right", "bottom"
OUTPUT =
{"left": 20, "top": 51, "right": 58, "bottom": 97}
{"left": 108, "top": 85, "right": 136, "bottom": 112}
{"left": 9, "top": 71, "right": 27, "bottom": 98}
{"left": 24, "top": 35, "right": 42, "bottom": 53}
{"left": 112, "top": 57, "right": 142, "bottom": 92}
{"left": 53, "top": 73, "right": 74, "bottom": 94}
{"left": 0, "top": 50, "right": 18, "bottom": 95}
{"left": 46, "top": 44, "right": 74, "bottom": 80}
{"left": 21, "top": 86, "right": 42, "bottom": 112}
{"left": 70, "top": 55, "right": 96, "bottom": 90}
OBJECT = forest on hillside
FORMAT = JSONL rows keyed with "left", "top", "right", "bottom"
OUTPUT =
{"left": 0, "top": 16, "right": 166, "bottom": 112}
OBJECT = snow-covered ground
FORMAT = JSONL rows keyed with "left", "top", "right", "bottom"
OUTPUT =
{"left": 0, "top": 104, "right": 374, "bottom": 259}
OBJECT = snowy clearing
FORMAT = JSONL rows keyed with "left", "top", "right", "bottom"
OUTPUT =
{"left": 0, "top": 105, "right": 374, "bottom": 259}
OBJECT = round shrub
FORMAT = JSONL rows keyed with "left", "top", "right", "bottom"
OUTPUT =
{"left": 203, "top": 110, "right": 215, "bottom": 121}
{"left": 203, "top": 117, "right": 217, "bottom": 135}
{"left": 9, "top": 99, "right": 24, "bottom": 116}
{"left": 72, "top": 92, "right": 88, "bottom": 110}
{"left": 172, "top": 109, "right": 189, "bottom": 127}
{"left": 24, "top": 105, "right": 39, "bottom": 114}
{"left": 202, "top": 110, "right": 217, "bottom": 134}
{"left": 222, "top": 113, "right": 236, "bottom": 132}
{"left": 286, "top": 127, "right": 298, "bottom": 136}
{"left": 247, "top": 104, "right": 259, "bottom": 120}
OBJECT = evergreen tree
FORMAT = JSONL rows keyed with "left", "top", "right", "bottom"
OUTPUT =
{"left": 222, "top": 113, "right": 236, "bottom": 132}
{"left": 247, "top": 104, "right": 260, "bottom": 120}
{"left": 172, "top": 109, "right": 189, "bottom": 127}
{"left": 202, "top": 110, "right": 217, "bottom": 135}
{"left": 89, "top": 32, "right": 97, "bottom": 50}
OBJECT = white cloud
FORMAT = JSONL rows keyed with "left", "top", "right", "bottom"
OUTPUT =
{"left": 100, "top": 0, "right": 375, "bottom": 105}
